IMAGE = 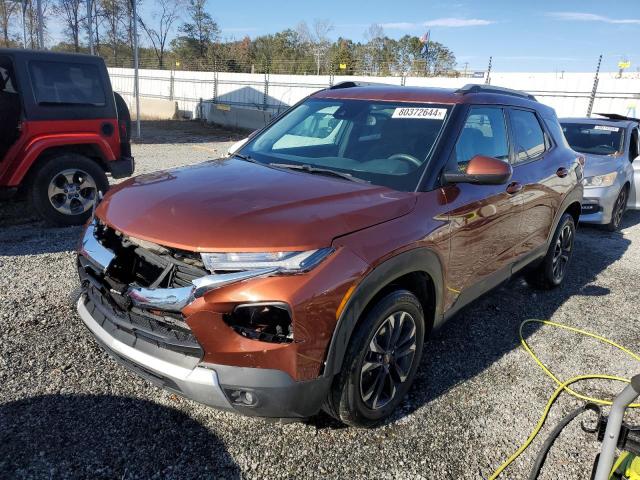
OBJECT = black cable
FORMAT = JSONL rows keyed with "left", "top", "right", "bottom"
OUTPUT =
{"left": 528, "top": 405, "right": 589, "bottom": 480}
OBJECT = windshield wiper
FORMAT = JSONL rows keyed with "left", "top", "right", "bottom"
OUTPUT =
{"left": 269, "top": 163, "right": 368, "bottom": 184}
{"left": 232, "top": 152, "right": 260, "bottom": 164}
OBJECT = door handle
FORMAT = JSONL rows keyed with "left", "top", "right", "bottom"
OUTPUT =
{"left": 506, "top": 182, "right": 523, "bottom": 194}
{"left": 556, "top": 167, "right": 569, "bottom": 178}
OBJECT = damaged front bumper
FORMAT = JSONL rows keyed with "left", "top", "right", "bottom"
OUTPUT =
{"left": 76, "top": 220, "right": 331, "bottom": 418}
{"left": 79, "top": 220, "right": 277, "bottom": 312}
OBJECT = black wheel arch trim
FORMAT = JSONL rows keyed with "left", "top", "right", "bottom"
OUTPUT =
{"left": 322, "top": 247, "right": 444, "bottom": 378}
{"left": 549, "top": 188, "right": 582, "bottom": 244}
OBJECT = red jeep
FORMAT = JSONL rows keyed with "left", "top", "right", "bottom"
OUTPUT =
{"left": 0, "top": 49, "right": 133, "bottom": 225}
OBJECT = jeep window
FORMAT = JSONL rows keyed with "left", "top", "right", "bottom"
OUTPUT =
{"left": 241, "top": 98, "right": 450, "bottom": 191}
{"left": 511, "top": 109, "right": 546, "bottom": 162}
{"left": 0, "top": 57, "right": 17, "bottom": 94}
{"left": 561, "top": 123, "right": 624, "bottom": 156}
{"left": 29, "top": 61, "right": 106, "bottom": 106}
{"left": 454, "top": 106, "right": 509, "bottom": 170}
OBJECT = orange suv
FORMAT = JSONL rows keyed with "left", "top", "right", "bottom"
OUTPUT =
{"left": 76, "top": 83, "right": 583, "bottom": 426}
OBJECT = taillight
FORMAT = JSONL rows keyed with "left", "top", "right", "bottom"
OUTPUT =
{"left": 119, "top": 120, "right": 128, "bottom": 140}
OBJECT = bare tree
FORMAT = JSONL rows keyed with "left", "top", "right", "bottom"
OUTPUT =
{"left": 364, "top": 23, "right": 385, "bottom": 74}
{"left": 101, "top": 0, "right": 124, "bottom": 60}
{"left": 123, "top": 0, "right": 140, "bottom": 54}
{"left": 0, "top": 0, "right": 18, "bottom": 46}
{"left": 26, "top": 0, "right": 52, "bottom": 48}
{"left": 138, "top": 0, "right": 180, "bottom": 68}
{"left": 297, "top": 18, "right": 333, "bottom": 74}
{"left": 56, "top": 0, "right": 83, "bottom": 51}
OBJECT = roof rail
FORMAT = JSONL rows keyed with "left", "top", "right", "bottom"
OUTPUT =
{"left": 329, "top": 81, "right": 393, "bottom": 90}
{"left": 594, "top": 113, "right": 640, "bottom": 123}
{"left": 455, "top": 84, "right": 537, "bottom": 101}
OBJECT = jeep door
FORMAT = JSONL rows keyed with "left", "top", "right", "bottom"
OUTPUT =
{"left": 442, "top": 105, "right": 523, "bottom": 307}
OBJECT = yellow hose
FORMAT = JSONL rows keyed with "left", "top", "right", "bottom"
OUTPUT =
{"left": 489, "top": 319, "right": 640, "bottom": 479}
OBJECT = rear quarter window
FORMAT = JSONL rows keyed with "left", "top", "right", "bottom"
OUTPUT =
{"left": 29, "top": 61, "right": 106, "bottom": 106}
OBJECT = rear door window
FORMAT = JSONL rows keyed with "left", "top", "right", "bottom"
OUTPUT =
{"left": 29, "top": 61, "right": 106, "bottom": 106}
{"left": 510, "top": 109, "right": 546, "bottom": 162}
{"left": 454, "top": 106, "right": 509, "bottom": 170}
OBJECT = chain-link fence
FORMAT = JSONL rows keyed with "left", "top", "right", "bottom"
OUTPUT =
{"left": 108, "top": 65, "right": 640, "bottom": 131}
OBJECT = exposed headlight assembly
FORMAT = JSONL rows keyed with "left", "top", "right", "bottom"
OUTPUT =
{"left": 200, "top": 248, "right": 333, "bottom": 273}
{"left": 584, "top": 172, "right": 617, "bottom": 187}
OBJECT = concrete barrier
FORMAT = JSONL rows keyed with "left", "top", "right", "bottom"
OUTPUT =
{"left": 125, "top": 97, "right": 179, "bottom": 120}
{"left": 205, "top": 103, "right": 273, "bottom": 130}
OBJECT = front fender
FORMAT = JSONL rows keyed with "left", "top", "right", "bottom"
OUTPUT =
{"left": 323, "top": 247, "right": 444, "bottom": 377}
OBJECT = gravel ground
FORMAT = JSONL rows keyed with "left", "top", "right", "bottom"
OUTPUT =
{"left": 1, "top": 120, "right": 640, "bottom": 479}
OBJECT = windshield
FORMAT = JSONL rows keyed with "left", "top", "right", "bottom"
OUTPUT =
{"left": 561, "top": 123, "right": 624, "bottom": 156}
{"left": 240, "top": 98, "right": 451, "bottom": 191}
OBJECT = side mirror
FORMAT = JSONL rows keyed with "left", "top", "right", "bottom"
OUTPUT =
{"left": 443, "top": 155, "right": 513, "bottom": 185}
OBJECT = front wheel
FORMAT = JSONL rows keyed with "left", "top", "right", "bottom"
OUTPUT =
{"left": 605, "top": 186, "right": 628, "bottom": 232}
{"left": 525, "top": 213, "right": 576, "bottom": 289}
{"left": 29, "top": 154, "right": 109, "bottom": 226}
{"left": 324, "top": 290, "right": 425, "bottom": 427}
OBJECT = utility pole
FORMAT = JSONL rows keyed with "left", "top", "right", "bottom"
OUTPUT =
{"left": 36, "top": 0, "right": 44, "bottom": 48}
{"left": 587, "top": 54, "right": 602, "bottom": 118}
{"left": 86, "top": 0, "right": 94, "bottom": 54}
{"left": 485, "top": 56, "right": 492, "bottom": 85}
{"left": 131, "top": 0, "right": 141, "bottom": 138}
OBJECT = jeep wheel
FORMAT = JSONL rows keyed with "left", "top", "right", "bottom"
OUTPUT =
{"left": 325, "top": 290, "right": 425, "bottom": 427}
{"left": 525, "top": 213, "right": 576, "bottom": 289}
{"left": 605, "top": 186, "right": 627, "bottom": 232}
{"left": 30, "top": 154, "right": 109, "bottom": 226}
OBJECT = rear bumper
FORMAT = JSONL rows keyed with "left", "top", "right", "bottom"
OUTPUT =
{"left": 76, "top": 294, "right": 330, "bottom": 418}
{"left": 108, "top": 156, "right": 135, "bottom": 179}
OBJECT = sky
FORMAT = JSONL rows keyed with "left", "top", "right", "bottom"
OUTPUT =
{"left": 203, "top": 0, "right": 640, "bottom": 72}
{"left": 42, "top": 0, "right": 640, "bottom": 72}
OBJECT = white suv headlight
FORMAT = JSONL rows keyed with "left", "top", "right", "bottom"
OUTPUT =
{"left": 584, "top": 172, "right": 617, "bottom": 187}
{"left": 201, "top": 248, "right": 333, "bottom": 273}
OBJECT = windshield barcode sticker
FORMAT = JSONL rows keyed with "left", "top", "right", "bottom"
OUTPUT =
{"left": 392, "top": 107, "right": 447, "bottom": 120}
{"left": 594, "top": 125, "right": 620, "bottom": 132}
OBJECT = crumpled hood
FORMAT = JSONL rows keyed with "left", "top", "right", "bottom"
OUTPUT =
{"left": 583, "top": 153, "right": 622, "bottom": 177}
{"left": 97, "top": 158, "right": 417, "bottom": 251}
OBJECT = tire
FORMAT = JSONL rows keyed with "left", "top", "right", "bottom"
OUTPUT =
{"left": 29, "top": 153, "right": 109, "bottom": 226}
{"left": 605, "top": 186, "right": 628, "bottom": 232}
{"left": 525, "top": 213, "right": 576, "bottom": 290}
{"left": 324, "top": 289, "right": 425, "bottom": 427}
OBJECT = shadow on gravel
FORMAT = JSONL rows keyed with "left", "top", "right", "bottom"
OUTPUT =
{"left": 0, "top": 200, "right": 81, "bottom": 256}
{"left": 384, "top": 211, "right": 638, "bottom": 425}
{"left": 0, "top": 394, "right": 239, "bottom": 479}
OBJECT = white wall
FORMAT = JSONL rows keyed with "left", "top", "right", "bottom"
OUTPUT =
{"left": 108, "top": 68, "right": 640, "bottom": 121}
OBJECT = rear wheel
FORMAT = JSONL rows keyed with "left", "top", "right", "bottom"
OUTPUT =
{"left": 605, "top": 186, "right": 628, "bottom": 232}
{"left": 29, "top": 154, "right": 109, "bottom": 226}
{"left": 525, "top": 213, "right": 575, "bottom": 289}
{"left": 324, "top": 290, "right": 425, "bottom": 427}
